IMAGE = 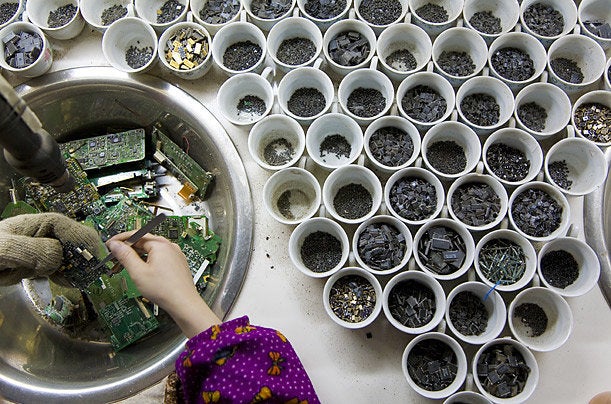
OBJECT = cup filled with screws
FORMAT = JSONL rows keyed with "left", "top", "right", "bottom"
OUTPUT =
{"left": 267, "top": 16, "right": 323, "bottom": 72}
{"left": 520, "top": 0, "right": 576, "bottom": 47}
{"left": 474, "top": 228, "right": 537, "bottom": 293}
{"left": 211, "top": 16, "right": 267, "bottom": 75}
{"left": 190, "top": 0, "right": 242, "bottom": 36}
{"left": 407, "top": 0, "right": 465, "bottom": 37}
{"left": 364, "top": 115, "right": 421, "bottom": 173}
{"left": 513, "top": 82, "right": 572, "bottom": 140}
{"left": 242, "top": 0, "right": 296, "bottom": 31}
{"left": 383, "top": 270, "right": 446, "bottom": 333}
{"left": 508, "top": 287, "right": 573, "bottom": 352}
{"left": 249, "top": 114, "right": 305, "bottom": 170}
{"left": 472, "top": 338, "right": 539, "bottom": 403}
{"left": 322, "top": 164, "right": 383, "bottom": 224}
{"left": 354, "top": 0, "right": 408, "bottom": 35}
{"left": 289, "top": 217, "right": 349, "bottom": 277}
{"left": 158, "top": 21, "right": 212, "bottom": 79}
{"left": 376, "top": 22, "right": 432, "bottom": 82}
{"left": 0, "top": 21, "right": 52, "bottom": 77}
{"left": 0, "top": 0, "right": 23, "bottom": 30}
{"left": 134, "top": 0, "right": 189, "bottom": 33}
{"left": 538, "top": 236, "right": 601, "bottom": 298}
{"left": 462, "top": 0, "right": 520, "bottom": 45}
{"left": 446, "top": 281, "right": 506, "bottom": 346}
{"left": 102, "top": 17, "right": 158, "bottom": 73}
{"left": 571, "top": 90, "right": 611, "bottom": 147}
{"left": 578, "top": 0, "right": 611, "bottom": 51}
{"left": 482, "top": 128, "right": 543, "bottom": 187}
{"left": 323, "top": 266, "right": 383, "bottom": 328}
{"left": 217, "top": 66, "right": 274, "bottom": 125}
{"left": 305, "top": 113, "right": 363, "bottom": 170}
{"left": 322, "top": 18, "right": 376, "bottom": 76}
{"left": 384, "top": 167, "right": 445, "bottom": 226}
{"left": 296, "top": 0, "right": 351, "bottom": 32}
{"left": 80, "top": 0, "right": 134, "bottom": 32}
{"left": 352, "top": 215, "right": 413, "bottom": 276}
{"left": 25, "top": 0, "right": 85, "bottom": 40}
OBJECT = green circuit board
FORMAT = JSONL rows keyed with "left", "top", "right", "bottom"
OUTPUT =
{"left": 86, "top": 195, "right": 153, "bottom": 241}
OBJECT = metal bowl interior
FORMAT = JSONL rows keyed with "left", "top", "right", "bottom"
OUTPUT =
{"left": 0, "top": 67, "right": 253, "bottom": 403}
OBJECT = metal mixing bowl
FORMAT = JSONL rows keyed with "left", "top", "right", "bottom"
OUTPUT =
{"left": 0, "top": 67, "right": 253, "bottom": 403}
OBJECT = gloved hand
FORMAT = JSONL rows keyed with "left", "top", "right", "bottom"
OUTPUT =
{"left": 0, "top": 213, "right": 104, "bottom": 286}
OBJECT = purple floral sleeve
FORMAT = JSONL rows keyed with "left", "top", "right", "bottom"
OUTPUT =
{"left": 176, "top": 316, "right": 321, "bottom": 404}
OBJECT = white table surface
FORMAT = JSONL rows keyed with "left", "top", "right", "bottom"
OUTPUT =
{"left": 5, "top": 26, "right": 611, "bottom": 404}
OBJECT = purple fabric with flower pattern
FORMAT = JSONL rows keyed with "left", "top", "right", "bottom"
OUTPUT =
{"left": 176, "top": 316, "right": 320, "bottom": 404}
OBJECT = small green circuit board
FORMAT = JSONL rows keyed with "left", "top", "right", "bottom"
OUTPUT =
{"left": 0, "top": 200, "right": 38, "bottom": 219}
{"left": 59, "top": 129, "right": 146, "bottom": 171}
{"left": 87, "top": 195, "right": 153, "bottom": 241}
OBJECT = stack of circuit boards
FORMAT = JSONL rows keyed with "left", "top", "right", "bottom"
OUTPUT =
{"left": 1, "top": 127, "right": 219, "bottom": 351}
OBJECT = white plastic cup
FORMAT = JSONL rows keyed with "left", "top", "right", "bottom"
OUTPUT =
{"left": 0, "top": 0, "right": 24, "bottom": 30}
{"left": 402, "top": 332, "right": 468, "bottom": 399}
{"left": 364, "top": 116, "right": 421, "bottom": 173}
{"left": 322, "top": 164, "right": 383, "bottom": 225}
{"left": 408, "top": 0, "right": 464, "bottom": 38}
{"left": 432, "top": 27, "right": 488, "bottom": 87}
{"left": 354, "top": 0, "right": 409, "bottom": 35}
{"left": 102, "top": 17, "right": 158, "bottom": 73}
{"left": 538, "top": 236, "right": 601, "bottom": 298}
{"left": 157, "top": 21, "right": 213, "bottom": 80}
{"left": 26, "top": 0, "right": 85, "bottom": 40}
{"left": 444, "top": 391, "right": 493, "bottom": 404}
{"left": 474, "top": 229, "right": 537, "bottom": 293}
{"left": 134, "top": 0, "right": 188, "bottom": 33}
{"left": 463, "top": 0, "right": 520, "bottom": 45}
{"left": 323, "top": 266, "right": 383, "bottom": 328}
{"left": 267, "top": 16, "right": 323, "bottom": 73}
{"left": 513, "top": 82, "right": 572, "bottom": 140}
{"left": 376, "top": 23, "right": 432, "bottom": 82}
{"left": 216, "top": 67, "right": 274, "bottom": 126}
{"left": 306, "top": 113, "right": 363, "bottom": 170}
{"left": 545, "top": 137, "right": 608, "bottom": 196}
{"left": 211, "top": 16, "right": 267, "bottom": 75}
{"left": 383, "top": 270, "right": 447, "bottom": 334}
{"left": 571, "top": 90, "right": 611, "bottom": 147}
{"left": 445, "top": 281, "right": 506, "bottom": 345}
{"left": 296, "top": 0, "right": 352, "bottom": 32}
{"left": 289, "top": 217, "right": 349, "bottom": 277}
{"left": 248, "top": 115, "right": 305, "bottom": 170}
{"left": 0, "top": 21, "right": 52, "bottom": 77}
{"left": 264, "top": 167, "right": 321, "bottom": 225}
{"left": 520, "top": 0, "right": 577, "bottom": 48}
{"left": 482, "top": 128, "right": 544, "bottom": 187}
{"left": 352, "top": 215, "right": 413, "bottom": 276}
{"left": 80, "top": 0, "right": 134, "bottom": 32}
{"left": 578, "top": 0, "right": 611, "bottom": 51}
{"left": 242, "top": 0, "right": 296, "bottom": 31}
{"left": 508, "top": 287, "right": 573, "bottom": 352}
{"left": 322, "top": 18, "right": 376, "bottom": 76}
{"left": 605, "top": 57, "right": 611, "bottom": 91}
{"left": 190, "top": 0, "right": 242, "bottom": 36}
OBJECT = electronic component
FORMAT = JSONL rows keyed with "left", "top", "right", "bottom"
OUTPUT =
{"left": 59, "top": 242, "right": 111, "bottom": 290}
{"left": 86, "top": 194, "right": 153, "bottom": 241}
{"left": 43, "top": 295, "right": 76, "bottom": 325}
{"left": 1, "top": 180, "right": 38, "bottom": 219}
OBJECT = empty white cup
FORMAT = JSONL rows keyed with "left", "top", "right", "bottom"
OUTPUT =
{"left": 217, "top": 67, "right": 274, "bottom": 126}
{"left": 376, "top": 23, "right": 432, "bottom": 82}
{"left": 0, "top": 0, "right": 24, "bottom": 30}
{"left": 249, "top": 115, "right": 305, "bottom": 170}
{"left": 508, "top": 287, "right": 573, "bottom": 352}
{"left": 578, "top": 0, "right": 611, "bottom": 51}
{"left": 289, "top": 217, "right": 349, "bottom": 277}
{"left": 322, "top": 18, "right": 376, "bottom": 76}
{"left": 264, "top": 167, "right": 321, "bottom": 225}
{"left": 102, "top": 17, "right": 158, "bottom": 73}
{"left": 538, "top": 236, "right": 601, "bottom": 298}
{"left": 408, "top": 0, "right": 464, "bottom": 38}
{"left": 322, "top": 164, "right": 383, "bottom": 225}
{"left": 364, "top": 116, "right": 421, "bottom": 173}
{"left": 463, "top": 0, "right": 520, "bottom": 44}
{"left": 306, "top": 113, "right": 363, "bottom": 170}
{"left": 190, "top": 0, "right": 242, "bottom": 36}
{"left": 80, "top": 0, "right": 134, "bottom": 32}
{"left": 513, "top": 82, "right": 572, "bottom": 140}
{"left": 432, "top": 27, "right": 488, "bottom": 87}
{"left": 157, "top": 21, "right": 213, "bottom": 80}
{"left": 571, "top": 90, "right": 611, "bottom": 147}
{"left": 520, "top": 0, "right": 577, "bottom": 48}
{"left": 211, "top": 16, "right": 267, "bottom": 75}
{"left": 267, "top": 16, "right": 323, "bottom": 72}
{"left": 242, "top": 0, "right": 296, "bottom": 31}
{"left": 354, "top": 0, "right": 409, "bottom": 35}
{"left": 26, "top": 0, "right": 85, "bottom": 40}
{"left": 134, "top": 0, "right": 188, "bottom": 33}
{"left": 0, "top": 21, "right": 52, "bottom": 77}
{"left": 296, "top": 0, "right": 352, "bottom": 31}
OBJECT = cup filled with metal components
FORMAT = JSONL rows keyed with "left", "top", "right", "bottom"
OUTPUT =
{"left": 462, "top": 0, "right": 520, "bottom": 45}
{"left": 407, "top": 0, "right": 465, "bottom": 37}
{"left": 578, "top": 0, "right": 611, "bottom": 51}
{"left": 102, "top": 17, "right": 158, "bottom": 73}
{"left": 249, "top": 114, "right": 305, "bottom": 170}
{"left": 242, "top": 0, "right": 296, "bottom": 32}
{"left": 216, "top": 66, "right": 274, "bottom": 125}
{"left": 80, "top": 0, "right": 134, "bottom": 32}
{"left": 134, "top": 0, "right": 189, "bottom": 32}
{"left": 353, "top": 0, "right": 408, "bottom": 35}
{"left": 519, "top": 0, "right": 577, "bottom": 47}
{"left": 513, "top": 82, "right": 572, "bottom": 140}
{"left": 305, "top": 113, "right": 364, "bottom": 170}
{"left": 363, "top": 115, "right": 421, "bottom": 173}
{"left": 295, "top": 0, "right": 351, "bottom": 32}
{"left": 190, "top": 0, "right": 242, "bottom": 35}
{"left": 0, "top": 0, "right": 23, "bottom": 30}
{"left": 571, "top": 90, "right": 611, "bottom": 147}
{"left": 158, "top": 21, "right": 212, "bottom": 79}
{"left": 322, "top": 17, "right": 377, "bottom": 76}
{"left": 25, "top": 0, "right": 85, "bottom": 40}
{"left": 267, "top": 16, "right": 323, "bottom": 72}
{"left": 0, "top": 21, "right": 52, "bottom": 77}
{"left": 376, "top": 22, "right": 432, "bottom": 82}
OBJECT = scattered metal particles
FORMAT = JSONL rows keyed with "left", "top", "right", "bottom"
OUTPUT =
{"left": 426, "top": 141, "right": 466, "bottom": 175}
{"left": 223, "top": 41, "right": 263, "bottom": 71}
{"left": 357, "top": 222, "right": 406, "bottom": 270}
{"left": 333, "top": 183, "right": 373, "bottom": 220}
{"left": 469, "top": 10, "right": 502, "bottom": 34}
{"left": 277, "top": 37, "right": 316, "bottom": 65}
{"left": 47, "top": 4, "right": 77, "bottom": 28}
{"left": 303, "top": 0, "right": 346, "bottom": 19}
{"left": 437, "top": 51, "right": 476, "bottom": 77}
{"left": 385, "top": 49, "right": 417, "bottom": 72}
{"left": 477, "top": 343, "right": 531, "bottom": 399}
{"left": 418, "top": 225, "right": 466, "bottom": 275}
{"left": 329, "top": 274, "right": 376, "bottom": 323}
{"left": 451, "top": 182, "right": 501, "bottom": 227}
{"left": 512, "top": 188, "right": 563, "bottom": 237}
{"left": 449, "top": 291, "right": 488, "bottom": 336}
{"left": 2, "top": 30, "right": 43, "bottom": 69}
{"left": 478, "top": 238, "right": 526, "bottom": 285}
{"left": 101, "top": 4, "right": 128, "bottom": 26}
{"left": 250, "top": 0, "right": 292, "bottom": 19}
{"left": 328, "top": 30, "right": 370, "bottom": 66}
{"left": 389, "top": 280, "right": 436, "bottom": 328}
{"left": 277, "top": 189, "right": 311, "bottom": 219}
{"left": 523, "top": 2, "right": 564, "bottom": 37}
{"left": 263, "top": 138, "right": 294, "bottom": 166}
{"left": 320, "top": 134, "right": 352, "bottom": 161}
{"left": 583, "top": 20, "right": 611, "bottom": 39}
{"left": 401, "top": 85, "right": 447, "bottom": 123}
{"left": 548, "top": 160, "right": 572, "bottom": 190}
{"left": 347, "top": 88, "right": 386, "bottom": 118}
{"left": 540, "top": 249, "right": 579, "bottom": 289}
{"left": 301, "top": 230, "right": 343, "bottom": 272}
{"left": 407, "top": 339, "right": 458, "bottom": 391}
{"left": 389, "top": 177, "right": 437, "bottom": 221}
{"left": 157, "top": 0, "right": 185, "bottom": 24}
{"left": 460, "top": 93, "right": 500, "bottom": 127}
{"left": 486, "top": 143, "right": 530, "bottom": 182}
{"left": 0, "top": 2, "right": 19, "bottom": 25}
{"left": 287, "top": 87, "right": 326, "bottom": 117}
{"left": 368, "top": 126, "right": 414, "bottom": 167}
{"left": 415, "top": 3, "right": 449, "bottom": 23}
{"left": 236, "top": 95, "right": 266, "bottom": 117}
{"left": 164, "top": 27, "right": 209, "bottom": 70}
{"left": 517, "top": 102, "right": 547, "bottom": 133}
{"left": 514, "top": 303, "right": 548, "bottom": 337}
{"left": 550, "top": 57, "right": 584, "bottom": 84}
{"left": 491, "top": 47, "right": 535, "bottom": 82}
{"left": 358, "top": 0, "right": 402, "bottom": 25}
{"left": 573, "top": 103, "right": 611, "bottom": 144}
{"left": 198, "top": 0, "right": 240, "bottom": 24}
{"left": 125, "top": 45, "right": 154, "bottom": 69}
